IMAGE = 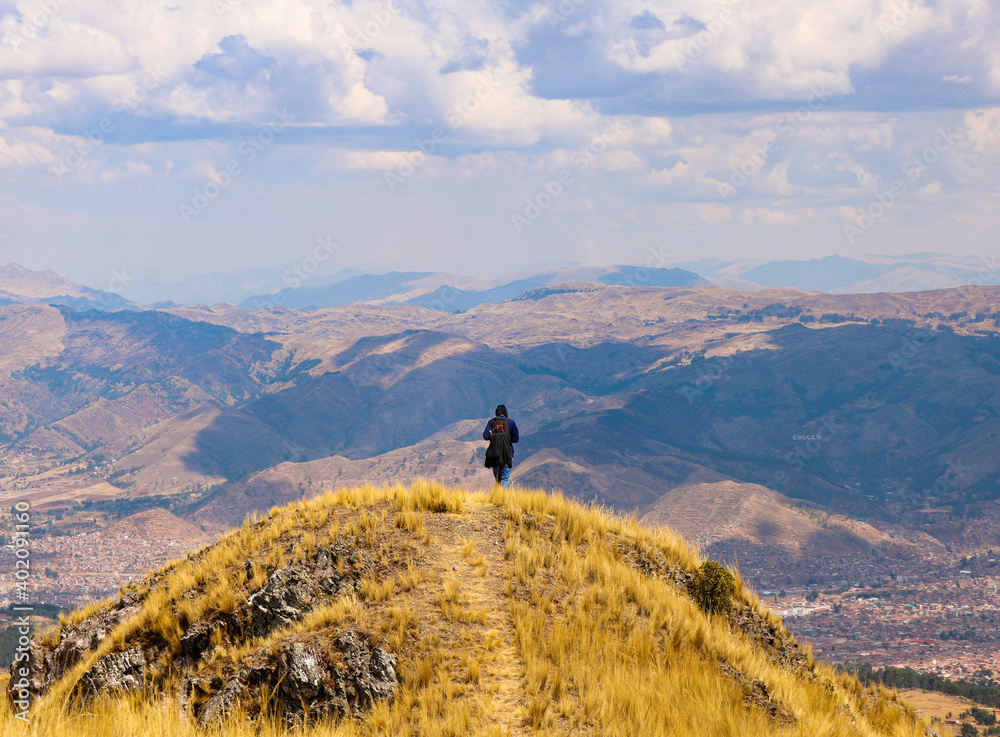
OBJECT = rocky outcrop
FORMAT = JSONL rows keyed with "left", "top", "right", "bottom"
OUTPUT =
{"left": 244, "top": 567, "right": 318, "bottom": 638}
{"left": 7, "top": 539, "right": 394, "bottom": 726}
{"left": 727, "top": 603, "right": 811, "bottom": 673}
{"left": 6, "top": 599, "right": 141, "bottom": 704}
{"left": 720, "top": 661, "right": 796, "bottom": 726}
{"left": 78, "top": 648, "right": 148, "bottom": 697}
{"left": 614, "top": 532, "right": 811, "bottom": 675}
{"left": 184, "top": 632, "right": 397, "bottom": 725}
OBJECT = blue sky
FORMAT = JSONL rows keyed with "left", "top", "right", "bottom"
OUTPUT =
{"left": 0, "top": 0, "right": 998, "bottom": 291}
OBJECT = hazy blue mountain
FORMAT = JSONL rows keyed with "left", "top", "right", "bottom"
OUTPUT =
{"left": 0, "top": 263, "right": 133, "bottom": 311}
{"left": 742, "top": 256, "right": 894, "bottom": 292}
{"left": 675, "top": 253, "right": 1000, "bottom": 293}
{"left": 241, "top": 265, "right": 707, "bottom": 313}
{"left": 239, "top": 271, "right": 462, "bottom": 310}
{"left": 597, "top": 266, "right": 709, "bottom": 288}
{"left": 123, "top": 267, "right": 363, "bottom": 307}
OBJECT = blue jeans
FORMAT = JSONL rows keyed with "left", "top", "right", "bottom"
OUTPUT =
{"left": 495, "top": 465, "right": 511, "bottom": 487}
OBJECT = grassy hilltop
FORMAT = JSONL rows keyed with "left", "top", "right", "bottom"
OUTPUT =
{"left": 1, "top": 481, "right": 926, "bottom": 737}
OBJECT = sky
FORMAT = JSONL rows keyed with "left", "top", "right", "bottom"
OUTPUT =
{"left": 0, "top": 0, "right": 998, "bottom": 292}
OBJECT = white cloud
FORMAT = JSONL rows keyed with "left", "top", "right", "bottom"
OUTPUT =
{"left": 965, "top": 107, "right": 1000, "bottom": 152}
{"left": 0, "top": 0, "right": 994, "bottom": 282}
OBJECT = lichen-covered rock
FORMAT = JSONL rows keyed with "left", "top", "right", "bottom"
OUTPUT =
{"left": 720, "top": 661, "right": 796, "bottom": 726}
{"left": 276, "top": 643, "right": 331, "bottom": 722}
{"left": 77, "top": 647, "right": 148, "bottom": 697}
{"left": 5, "top": 601, "right": 141, "bottom": 705}
{"left": 179, "top": 615, "right": 232, "bottom": 659}
{"left": 195, "top": 633, "right": 397, "bottom": 726}
{"left": 728, "top": 604, "right": 811, "bottom": 673}
{"left": 198, "top": 677, "right": 245, "bottom": 725}
{"left": 244, "top": 567, "right": 318, "bottom": 638}
{"left": 334, "top": 630, "right": 397, "bottom": 709}
{"left": 8, "top": 533, "right": 394, "bottom": 727}
{"left": 53, "top": 603, "right": 140, "bottom": 676}
{"left": 6, "top": 639, "right": 52, "bottom": 707}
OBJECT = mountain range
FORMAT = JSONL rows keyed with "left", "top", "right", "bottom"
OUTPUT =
{"left": 35, "top": 251, "right": 998, "bottom": 311}
{"left": 679, "top": 252, "right": 1000, "bottom": 293}
{"left": 2, "top": 261, "right": 1000, "bottom": 579}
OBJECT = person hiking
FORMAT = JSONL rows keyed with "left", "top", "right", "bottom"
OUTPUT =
{"left": 483, "top": 404, "right": 518, "bottom": 486}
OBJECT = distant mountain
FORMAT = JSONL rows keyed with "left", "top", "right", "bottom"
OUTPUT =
{"left": 240, "top": 265, "right": 707, "bottom": 312}
{"left": 121, "top": 266, "right": 364, "bottom": 307}
{"left": 742, "top": 255, "right": 893, "bottom": 292}
{"left": 0, "top": 263, "right": 132, "bottom": 310}
{"left": 238, "top": 271, "right": 490, "bottom": 310}
{"left": 6, "top": 275, "right": 1000, "bottom": 584}
{"left": 407, "top": 265, "right": 708, "bottom": 312}
{"left": 678, "top": 253, "right": 1000, "bottom": 294}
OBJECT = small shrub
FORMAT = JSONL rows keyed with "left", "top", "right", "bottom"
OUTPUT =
{"left": 692, "top": 560, "right": 736, "bottom": 615}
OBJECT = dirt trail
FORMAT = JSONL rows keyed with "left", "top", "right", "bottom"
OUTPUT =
{"left": 422, "top": 502, "right": 528, "bottom": 735}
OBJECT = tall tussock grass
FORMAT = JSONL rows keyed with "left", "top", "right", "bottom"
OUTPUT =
{"left": 1, "top": 480, "right": 925, "bottom": 737}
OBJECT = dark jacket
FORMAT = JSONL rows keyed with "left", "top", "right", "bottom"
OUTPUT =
{"left": 483, "top": 417, "right": 519, "bottom": 456}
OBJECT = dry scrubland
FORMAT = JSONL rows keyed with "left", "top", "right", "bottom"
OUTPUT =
{"left": 1, "top": 481, "right": 926, "bottom": 737}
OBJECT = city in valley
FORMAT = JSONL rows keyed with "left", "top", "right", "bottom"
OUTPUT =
{"left": 693, "top": 534, "right": 1000, "bottom": 683}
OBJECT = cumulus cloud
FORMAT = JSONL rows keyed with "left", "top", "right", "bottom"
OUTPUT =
{"left": 0, "top": 0, "right": 996, "bottom": 283}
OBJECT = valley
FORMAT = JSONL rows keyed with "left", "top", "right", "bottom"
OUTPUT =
{"left": 2, "top": 269, "right": 1000, "bottom": 686}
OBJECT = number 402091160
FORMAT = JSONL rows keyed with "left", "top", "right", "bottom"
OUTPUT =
{"left": 12, "top": 501, "right": 30, "bottom": 599}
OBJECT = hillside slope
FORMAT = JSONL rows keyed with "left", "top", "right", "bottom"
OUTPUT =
{"left": 3, "top": 482, "right": 925, "bottom": 736}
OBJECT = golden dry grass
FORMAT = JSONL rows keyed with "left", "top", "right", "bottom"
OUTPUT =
{"left": 1, "top": 480, "right": 926, "bottom": 737}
